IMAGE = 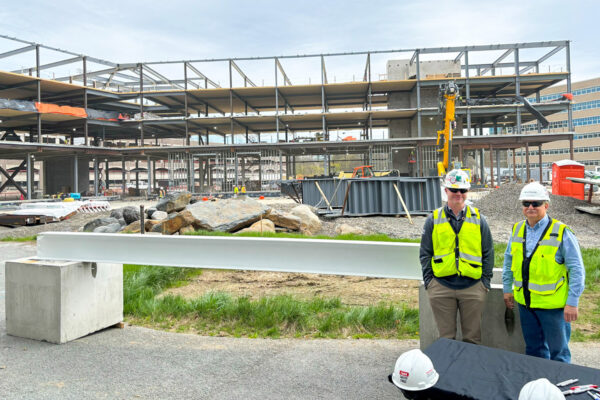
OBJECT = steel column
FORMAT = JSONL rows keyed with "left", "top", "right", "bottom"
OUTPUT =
{"left": 515, "top": 48, "right": 522, "bottom": 134}
{"left": 26, "top": 153, "right": 32, "bottom": 199}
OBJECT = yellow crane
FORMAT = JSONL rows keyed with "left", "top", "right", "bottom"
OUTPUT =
{"left": 436, "top": 82, "right": 459, "bottom": 177}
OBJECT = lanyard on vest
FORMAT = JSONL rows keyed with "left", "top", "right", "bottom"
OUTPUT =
{"left": 446, "top": 207, "right": 465, "bottom": 266}
{"left": 521, "top": 217, "right": 553, "bottom": 308}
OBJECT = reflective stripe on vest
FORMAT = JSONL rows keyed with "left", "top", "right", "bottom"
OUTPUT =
{"left": 431, "top": 206, "right": 483, "bottom": 280}
{"left": 510, "top": 218, "right": 569, "bottom": 309}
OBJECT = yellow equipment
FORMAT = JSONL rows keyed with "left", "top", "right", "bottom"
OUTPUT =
{"left": 337, "top": 165, "right": 397, "bottom": 179}
{"left": 436, "top": 82, "right": 458, "bottom": 177}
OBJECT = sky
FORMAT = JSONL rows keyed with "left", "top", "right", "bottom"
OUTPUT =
{"left": 0, "top": 0, "right": 598, "bottom": 84}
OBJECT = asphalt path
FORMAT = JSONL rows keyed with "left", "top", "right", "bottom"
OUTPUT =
{"left": 1, "top": 242, "right": 599, "bottom": 399}
{"left": 0, "top": 242, "right": 412, "bottom": 399}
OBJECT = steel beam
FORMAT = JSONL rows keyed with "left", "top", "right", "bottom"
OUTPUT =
{"left": 37, "top": 233, "right": 422, "bottom": 280}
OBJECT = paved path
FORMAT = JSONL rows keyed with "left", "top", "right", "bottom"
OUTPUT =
{"left": 1, "top": 242, "right": 599, "bottom": 399}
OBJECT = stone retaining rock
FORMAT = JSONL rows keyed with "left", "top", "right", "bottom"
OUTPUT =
{"left": 186, "top": 197, "right": 271, "bottom": 232}
{"left": 265, "top": 209, "right": 301, "bottom": 230}
{"left": 236, "top": 219, "right": 276, "bottom": 234}
{"left": 290, "top": 205, "right": 322, "bottom": 236}
{"left": 83, "top": 217, "right": 120, "bottom": 232}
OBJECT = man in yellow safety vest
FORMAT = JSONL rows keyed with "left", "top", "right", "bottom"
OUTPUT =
{"left": 503, "top": 182, "right": 585, "bottom": 363}
{"left": 420, "top": 169, "right": 494, "bottom": 344}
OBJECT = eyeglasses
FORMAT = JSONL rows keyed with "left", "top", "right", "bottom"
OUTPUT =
{"left": 522, "top": 201, "right": 544, "bottom": 208}
{"left": 448, "top": 188, "right": 468, "bottom": 194}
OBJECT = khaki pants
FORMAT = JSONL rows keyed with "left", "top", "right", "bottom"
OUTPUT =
{"left": 426, "top": 279, "right": 488, "bottom": 344}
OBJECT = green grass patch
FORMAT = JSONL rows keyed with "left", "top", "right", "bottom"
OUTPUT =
{"left": 123, "top": 264, "right": 418, "bottom": 339}
{"left": 0, "top": 235, "right": 37, "bottom": 242}
{"left": 188, "top": 229, "right": 420, "bottom": 243}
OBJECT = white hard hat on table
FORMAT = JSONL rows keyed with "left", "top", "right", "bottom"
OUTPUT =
{"left": 391, "top": 349, "right": 439, "bottom": 391}
{"left": 518, "top": 378, "right": 565, "bottom": 400}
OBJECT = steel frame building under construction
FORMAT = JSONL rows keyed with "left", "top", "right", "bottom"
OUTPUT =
{"left": 0, "top": 36, "right": 574, "bottom": 199}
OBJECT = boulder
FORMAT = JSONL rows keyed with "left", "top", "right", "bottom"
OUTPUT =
{"left": 265, "top": 209, "right": 301, "bottom": 231}
{"left": 144, "top": 219, "right": 161, "bottom": 232}
{"left": 146, "top": 207, "right": 157, "bottom": 217}
{"left": 118, "top": 218, "right": 127, "bottom": 226}
{"left": 236, "top": 219, "right": 275, "bottom": 234}
{"left": 110, "top": 209, "right": 124, "bottom": 220}
{"left": 335, "top": 223, "right": 367, "bottom": 236}
{"left": 156, "top": 192, "right": 192, "bottom": 213}
{"left": 153, "top": 210, "right": 196, "bottom": 235}
{"left": 186, "top": 197, "right": 271, "bottom": 232}
{"left": 121, "top": 220, "right": 142, "bottom": 233}
{"left": 179, "top": 225, "right": 195, "bottom": 235}
{"left": 151, "top": 210, "right": 168, "bottom": 220}
{"left": 93, "top": 222, "right": 122, "bottom": 233}
{"left": 122, "top": 206, "right": 140, "bottom": 225}
{"left": 83, "top": 217, "right": 120, "bottom": 232}
{"left": 290, "top": 205, "right": 322, "bottom": 236}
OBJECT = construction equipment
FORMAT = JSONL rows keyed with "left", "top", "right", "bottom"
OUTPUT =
{"left": 435, "top": 81, "right": 558, "bottom": 179}
{"left": 436, "top": 82, "right": 460, "bottom": 177}
{"left": 337, "top": 165, "right": 398, "bottom": 179}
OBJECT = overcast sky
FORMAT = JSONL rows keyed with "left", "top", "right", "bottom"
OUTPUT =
{"left": 1, "top": 0, "right": 597, "bottom": 82}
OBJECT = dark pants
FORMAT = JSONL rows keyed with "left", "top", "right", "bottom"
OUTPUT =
{"left": 517, "top": 304, "right": 571, "bottom": 363}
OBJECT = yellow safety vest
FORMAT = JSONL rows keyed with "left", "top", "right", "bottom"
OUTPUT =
{"left": 431, "top": 206, "right": 483, "bottom": 280}
{"left": 510, "top": 218, "right": 569, "bottom": 309}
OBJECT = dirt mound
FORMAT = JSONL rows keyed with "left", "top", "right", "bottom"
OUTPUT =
{"left": 473, "top": 183, "right": 599, "bottom": 235}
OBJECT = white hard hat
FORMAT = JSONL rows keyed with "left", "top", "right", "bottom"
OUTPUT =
{"left": 518, "top": 378, "right": 565, "bottom": 400}
{"left": 444, "top": 169, "right": 471, "bottom": 189}
{"left": 391, "top": 349, "right": 439, "bottom": 391}
{"left": 519, "top": 182, "right": 550, "bottom": 201}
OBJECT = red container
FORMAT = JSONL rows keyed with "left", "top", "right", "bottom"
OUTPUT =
{"left": 552, "top": 160, "right": 585, "bottom": 200}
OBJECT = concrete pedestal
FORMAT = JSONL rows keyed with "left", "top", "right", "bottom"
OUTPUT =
{"left": 419, "top": 283, "right": 525, "bottom": 353}
{"left": 5, "top": 258, "right": 123, "bottom": 344}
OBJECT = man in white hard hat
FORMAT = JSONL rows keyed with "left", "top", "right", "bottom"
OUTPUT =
{"left": 420, "top": 169, "right": 494, "bottom": 344}
{"left": 503, "top": 182, "right": 585, "bottom": 363}
{"left": 518, "top": 378, "right": 565, "bottom": 400}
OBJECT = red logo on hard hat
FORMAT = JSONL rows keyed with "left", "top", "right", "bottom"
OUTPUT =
{"left": 399, "top": 370, "right": 409, "bottom": 377}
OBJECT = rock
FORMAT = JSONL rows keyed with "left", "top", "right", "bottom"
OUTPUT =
{"left": 146, "top": 207, "right": 157, "bottom": 217}
{"left": 121, "top": 220, "right": 142, "bottom": 233}
{"left": 156, "top": 192, "right": 192, "bottom": 213}
{"left": 122, "top": 206, "right": 140, "bottom": 225}
{"left": 335, "top": 223, "right": 367, "bottom": 236}
{"left": 153, "top": 210, "right": 196, "bottom": 235}
{"left": 93, "top": 222, "right": 122, "bottom": 233}
{"left": 236, "top": 219, "right": 275, "bottom": 234}
{"left": 110, "top": 209, "right": 124, "bottom": 220}
{"left": 83, "top": 217, "right": 119, "bottom": 232}
{"left": 179, "top": 225, "right": 195, "bottom": 235}
{"left": 118, "top": 218, "right": 127, "bottom": 226}
{"left": 144, "top": 220, "right": 161, "bottom": 232}
{"left": 265, "top": 209, "right": 301, "bottom": 231}
{"left": 186, "top": 197, "right": 271, "bottom": 232}
{"left": 151, "top": 210, "right": 168, "bottom": 220}
{"left": 290, "top": 205, "right": 322, "bottom": 236}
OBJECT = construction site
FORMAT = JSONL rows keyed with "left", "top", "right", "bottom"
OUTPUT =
{"left": 1, "top": 34, "right": 600, "bottom": 400}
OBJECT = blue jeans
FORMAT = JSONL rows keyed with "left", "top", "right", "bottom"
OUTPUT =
{"left": 517, "top": 304, "right": 571, "bottom": 363}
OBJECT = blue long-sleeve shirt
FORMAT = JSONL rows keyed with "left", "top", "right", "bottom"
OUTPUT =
{"left": 502, "top": 215, "right": 585, "bottom": 307}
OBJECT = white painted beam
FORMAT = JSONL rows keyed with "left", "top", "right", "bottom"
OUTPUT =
{"left": 37, "top": 232, "right": 422, "bottom": 280}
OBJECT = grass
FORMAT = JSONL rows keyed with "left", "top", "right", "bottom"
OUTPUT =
{"left": 0, "top": 235, "right": 37, "bottom": 242}
{"left": 118, "top": 230, "right": 600, "bottom": 341}
{"left": 123, "top": 230, "right": 421, "bottom": 339}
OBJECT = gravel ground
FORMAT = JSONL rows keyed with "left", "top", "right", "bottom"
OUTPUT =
{"left": 1, "top": 190, "right": 598, "bottom": 248}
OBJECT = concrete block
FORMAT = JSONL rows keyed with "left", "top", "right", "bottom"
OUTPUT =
{"left": 419, "top": 282, "right": 525, "bottom": 353}
{"left": 5, "top": 258, "right": 123, "bottom": 344}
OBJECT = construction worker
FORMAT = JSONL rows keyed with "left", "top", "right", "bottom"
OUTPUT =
{"left": 241, "top": 185, "right": 246, "bottom": 194}
{"left": 233, "top": 185, "right": 239, "bottom": 197}
{"left": 503, "top": 182, "right": 585, "bottom": 363}
{"left": 159, "top": 187, "right": 165, "bottom": 198}
{"left": 420, "top": 169, "right": 494, "bottom": 344}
